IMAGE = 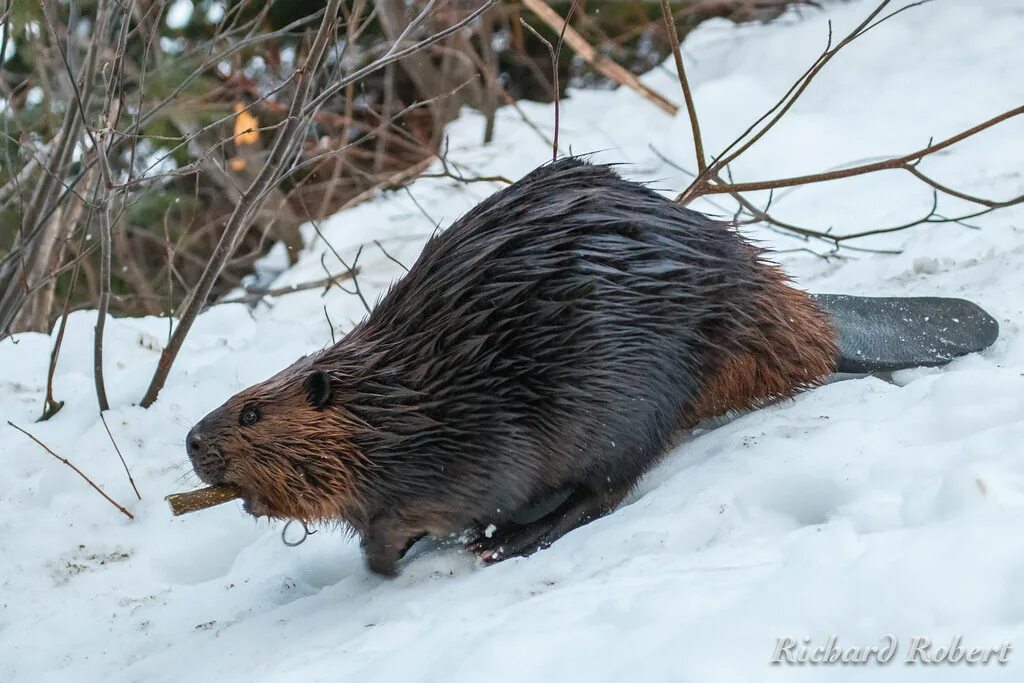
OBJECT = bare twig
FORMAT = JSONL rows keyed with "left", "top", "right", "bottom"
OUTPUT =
{"left": 346, "top": 245, "right": 371, "bottom": 314}
{"left": 660, "top": 0, "right": 705, "bottom": 173}
{"left": 402, "top": 186, "right": 438, "bottom": 226}
{"left": 550, "top": 0, "right": 581, "bottom": 160}
{"left": 477, "top": 5, "right": 499, "bottom": 143}
{"left": 424, "top": 139, "right": 513, "bottom": 184}
{"left": 93, "top": 198, "right": 113, "bottom": 412}
{"left": 36, "top": 0, "right": 120, "bottom": 409}
{"left": 519, "top": 20, "right": 558, "bottom": 161}
{"left": 421, "top": 165, "right": 513, "bottom": 185}
{"left": 218, "top": 267, "right": 361, "bottom": 305}
{"left": 690, "top": 3, "right": 893, "bottom": 194}
{"left": 40, "top": 315, "right": 68, "bottom": 420}
{"left": 324, "top": 305, "right": 337, "bottom": 345}
{"left": 8, "top": 421, "right": 134, "bottom": 520}
{"left": 374, "top": 240, "right": 409, "bottom": 273}
{"left": 696, "top": 105, "right": 1024, "bottom": 196}
{"left": 99, "top": 413, "right": 141, "bottom": 501}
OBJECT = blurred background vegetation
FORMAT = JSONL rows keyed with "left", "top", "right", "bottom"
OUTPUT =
{"left": 0, "top": 0, "right": 805, "bottom": 335}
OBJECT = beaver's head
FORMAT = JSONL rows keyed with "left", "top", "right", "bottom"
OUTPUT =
{"left": 185, "top": 358, "right": 372, "bottom": 523}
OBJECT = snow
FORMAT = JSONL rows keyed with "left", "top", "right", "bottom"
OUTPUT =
{"left": 2, "top": 1, "right": 1023, "bottom": 681}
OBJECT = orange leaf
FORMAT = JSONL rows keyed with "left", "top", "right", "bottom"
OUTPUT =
{"left": 233, "top": 103, "right": 260, "bottom": 146}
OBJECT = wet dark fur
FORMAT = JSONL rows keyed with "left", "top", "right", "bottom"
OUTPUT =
{"left": 187, "top": 158, "right": 835, "bottom": 574}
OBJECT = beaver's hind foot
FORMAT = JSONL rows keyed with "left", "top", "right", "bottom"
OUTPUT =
{"left": 467, "top": 484, "right": 630, "bottom": 563}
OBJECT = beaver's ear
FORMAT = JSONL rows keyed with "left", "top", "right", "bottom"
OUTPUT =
{"left": 303, "top": 370, "right": 332, "bottom": 409}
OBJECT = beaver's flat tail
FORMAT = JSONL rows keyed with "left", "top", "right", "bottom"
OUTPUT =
{"left": 810, "top": 294, "right": 999, "bottom": 373}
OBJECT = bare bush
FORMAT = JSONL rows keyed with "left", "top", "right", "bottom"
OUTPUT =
{"left": 657, "top": 0, "right": 1024, "bottom": 249}
{"left": 0, "top": 0, "right": 500, "bottom": 413}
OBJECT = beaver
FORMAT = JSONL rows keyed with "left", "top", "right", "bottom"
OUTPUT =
{"left": 185, "top": 158, "right": 998, "bottom": 575}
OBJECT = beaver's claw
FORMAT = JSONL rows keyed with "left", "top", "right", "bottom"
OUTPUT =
{"left": 466, "top": 520, "right": 555, "bottom": 563}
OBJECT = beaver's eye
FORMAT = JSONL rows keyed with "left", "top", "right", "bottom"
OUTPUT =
{"left": 240, "top": 406, "right": 259, "bottom": 426}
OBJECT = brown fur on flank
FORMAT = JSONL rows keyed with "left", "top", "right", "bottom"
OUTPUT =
{"left": 185, "top": 158, "right": 843, "bottom": 575}
{"left": 689, "top": 265, "right": 837, "bottom": 426}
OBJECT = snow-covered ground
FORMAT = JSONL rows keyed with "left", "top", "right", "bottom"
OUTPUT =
{"left": 2, "top": 1, "right": 1023, "bottom": 681}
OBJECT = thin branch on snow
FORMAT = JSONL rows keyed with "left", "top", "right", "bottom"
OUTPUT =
{"left": 100, "top": 413, "right": 142, "bottom": 501}
{"left": 8, "top": 421, "right": 135, "bottom": 520}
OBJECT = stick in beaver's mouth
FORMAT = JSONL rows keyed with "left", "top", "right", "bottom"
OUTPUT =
{"left": 165, "top": 485, "right": 242, "bottom": 516}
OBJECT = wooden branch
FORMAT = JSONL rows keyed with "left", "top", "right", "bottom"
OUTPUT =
{"left": 165, "top": 485, "right": 242, "bottom": 516}
{"left": 8, "top": 421, "right": 134, "bottom": 520}
{"left": 520, "top": 0, "right": 678, "bottom": 115}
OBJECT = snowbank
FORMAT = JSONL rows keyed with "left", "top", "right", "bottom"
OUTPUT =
{"left": 2, "top": 1, "right": 1023, "bottom": 681}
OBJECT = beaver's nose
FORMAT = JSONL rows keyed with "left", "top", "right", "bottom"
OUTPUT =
{"left": 186, "top": 425, "right": 227, "bottom": 483}
{"left": 186, "top": 429, "right": 203, "bottom": 459}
